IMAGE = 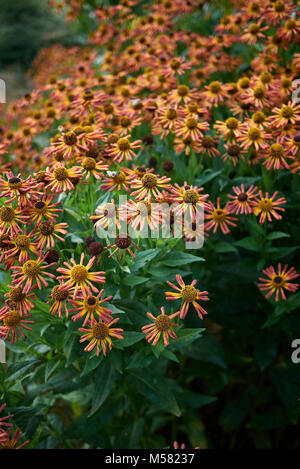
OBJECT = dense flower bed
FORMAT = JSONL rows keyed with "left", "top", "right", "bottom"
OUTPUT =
{"left": 0, "top": 0, "right": 300, "bottom": 449}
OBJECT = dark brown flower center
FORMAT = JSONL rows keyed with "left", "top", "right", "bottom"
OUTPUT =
{"left": 9, "top": 287, "right": 25, "bottom": 303}
{"left": 35, "top": 201, "right": 46, "bottom": 210}
{"left": 155, "top": 314, "right": 171, "bottom": 331}
{"left": 0, "top": 207, "right": 15, "bottom": 222}
{"left": 115, "top": 235, "right": 132, "bottom": 249}
{"left": 4, "top": 311, "right": 21, "bottom": 328}
{"left": 142, "top": 173, "right": 157, "bottom": 189}
{"left": 237, "top": 193, "right": 248, "bottom": 202}
{"left": 92, "top": 322, "right": 109, "bottom": 340}
{"left": 51, "top": 285, "right": 69, "bottom": 301}
{"left": 39, "top": 221, "right": 55, "bottom": 236}
{"left": 183, "top": 189, "right": 199, "bottom": 204}
{"left": 15, "top": 235, "right": 30, "bottom": 249}
{"left": 63, "top": 132, "right": 77, "bottom": 146}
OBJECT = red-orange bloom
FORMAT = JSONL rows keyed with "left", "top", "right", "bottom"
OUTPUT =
{"left": 258, "top": 264, "right": 299, "bottom": 302}
{"left": 165, "top": 275, "right": 209, "bottom": 320}
{"left": 142, "top": 307, "right": 180, "bottom": 347}
{"left": 79, "top": 317, "right": 123, "bottom": 357}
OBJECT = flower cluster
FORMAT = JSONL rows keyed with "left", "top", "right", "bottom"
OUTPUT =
{"left": 0, "top": 0, "right": 299, "bottom": 355}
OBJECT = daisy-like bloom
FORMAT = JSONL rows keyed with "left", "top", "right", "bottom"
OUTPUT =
{"left": 11, "top": 253, "right": 56, "bottom": 293}
{"left": 203, "top": 81, "right": 229, "bottom": 105}
{"left": 214, "top": 117, "right": 242, "bottom": 141}
{"left": 250, "top": 110, "right": 267, "bottom": 129}
{"left": 106, "top": 135, "right": 142, "bottom": 163}
{"left": 119, "top": 199, "right": 161, "bottom": 231}
{"left": 129, "top": 165, "right": 154, "bottom": 180}
{"left": 170, "top": 182, "right": 209, "bottom": 218}
{"left": 79, "top": 317, "right": 123, "bottom": 357}
{"left": 222, "top": 142, "right": 245, "bottom": 166}
{"left": 35, "top": 220, "right": 68, "bottom": 249}
{"left": 45, "top": 163, "right": 82, "bottom": 193}
{"left": 258, "top": 264, "right": 299, "bottom": 302}
{"left": 175, "top": 116, "right": 209, "bottom": 141}
{"left": 165, "top": 275, "right": 209, "bottom": 320}
{"left": 57, "top": 253, "right": 105, "bottom": 298}
{"left": 261, "top": 141, "right": 293, "bottom": 171}
{"left": 0, "top": 172, "right": 41, "bottom": 207}
{"left": 253, "top": 190, "right": 286, "bottom": 224}
{"left": 80, "top": 157, "right": 108, "bottom": 180}
{"left": 5, "top": 231, "right": 39, "bottom": 264}
{"left": 241, "top": 21, "right": 268, "bottom": 44}
{"left": 70, "top": 289, "right": 113, "bottom": 326}
{"left": 0, "top": 206, "right": 29, "bottom": 236}
{"left": 113, "top": 113, "right": 142, "bottom": 136}
{"left": 197, "top": 135, "right": 220, "bottom": 158}
{"left": 50, "top": 129, "right": 81, "bottom": 161}
{"left": 0, "top": 404, "right": 13, "bottom": 433}
{"left": 152, "top": 106, "right": 184, "bottom": 138}
{"left": 27, "top": 194, "right": 63, "bottom": 225}
{"left": 173, "top": 135, "right": 201, "bottom": 156}
{"left": 263, "top": 0, "right": 295, "bottom": 26}
{"left": 0, "top": 234, "right": 14, "bottom": 270}
{"left": 131, "top": 173, "right": 171, "bottom": 201}
{"left": 141, "top": 306, "right": 180, "bottom": 347}
{"left": 269, "top": 101, "right": 300, "bottom": 128}
{"left": 237, "top": 124, "right": 270, "bottom": 150}
{"left": 286, "top": 132, "right": 300, "bottom": 157}
{"left": 278, "top": 18, "right": 300, "bottom": 42}
{"left": 183, "top": 219, "right": 206, "bottom": 246}
{"left": 289, "top": 152, "right": 300, "bottom": 174}
{"left": 0, "top": 308, "right": 34, "bottom": 343}
{"left": 105, "top": 235, "right": 139, "bottom": 260}
{"left": 91, "top": 200, "right": 120, "bottom": 230}
{"left": 48, "top": 284, "right": 71, "bottom": 318}
{"left": 169, "top": 85, "right": 200, "bottom": 105}
{"left": 0, "top": 428, "right": 30, "bottom": 449}
{"left": 3, "top": 285, "right": 35, "bottom": 316}
{"left": 227, "top": 184, "right": 258, "bottom": 215}
{"left": 100, "top": 168, "right": 134, "bottom": 193}
{"left": 163, "top": 56, "right": 191, "bottom": 78}
{"left": 205, "top": 198, "right": 238, "bottom": 235}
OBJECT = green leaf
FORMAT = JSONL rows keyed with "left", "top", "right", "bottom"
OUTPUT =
{"left": 131, "top": 249, "right": 161, "bottom": 272}
{"left": 178, "top": 391, "right": 216, "bottom": 409}
{"left": 183, "top": 334, "right": 227, "bottom": 369}
{"left": 89, "top": 361, "right": 116, "bottom": 417}
{"left": 195, "top": 169, "right": 223, "bottom": 186}
{"left": 176, "top": 328, "right": 205, "bottom": 346}
{"left": 214, "top": 242, "right": 238, "bottom": 254}
{"left": 114, "top": 331, "right": 145, "bottom": 348}
{"left": 162, "top": 252, "right": 205, "bottom": 266}
{"left": 266, "top": 231, "right": 290, "bottom": 241}
{"left": 123, "top": 275, "right": 148, "bottom": 286}
{"left": 270, "top": 246, "right": 299, "bottom": 260}
{"left": 254, "top": 332, "right": 278, "bottom": 370}
{"left": 234, "top": 236, "right": 260, "bottom": 252}
{"left": 126, "top": 351, "right": 153, "bottom": 369}
{"left": 45, "top": 357, "right": 62, "bottom": 382}
{"left": 80, "top": 354, "right": 104, "bottom": 377}
{"left": 7, "top": 359, "right": 39, "bottom": 382}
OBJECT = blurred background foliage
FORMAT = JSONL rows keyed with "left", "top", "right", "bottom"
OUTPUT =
{"left": 0, "top": 0, "right": 78, "bottom": 101}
